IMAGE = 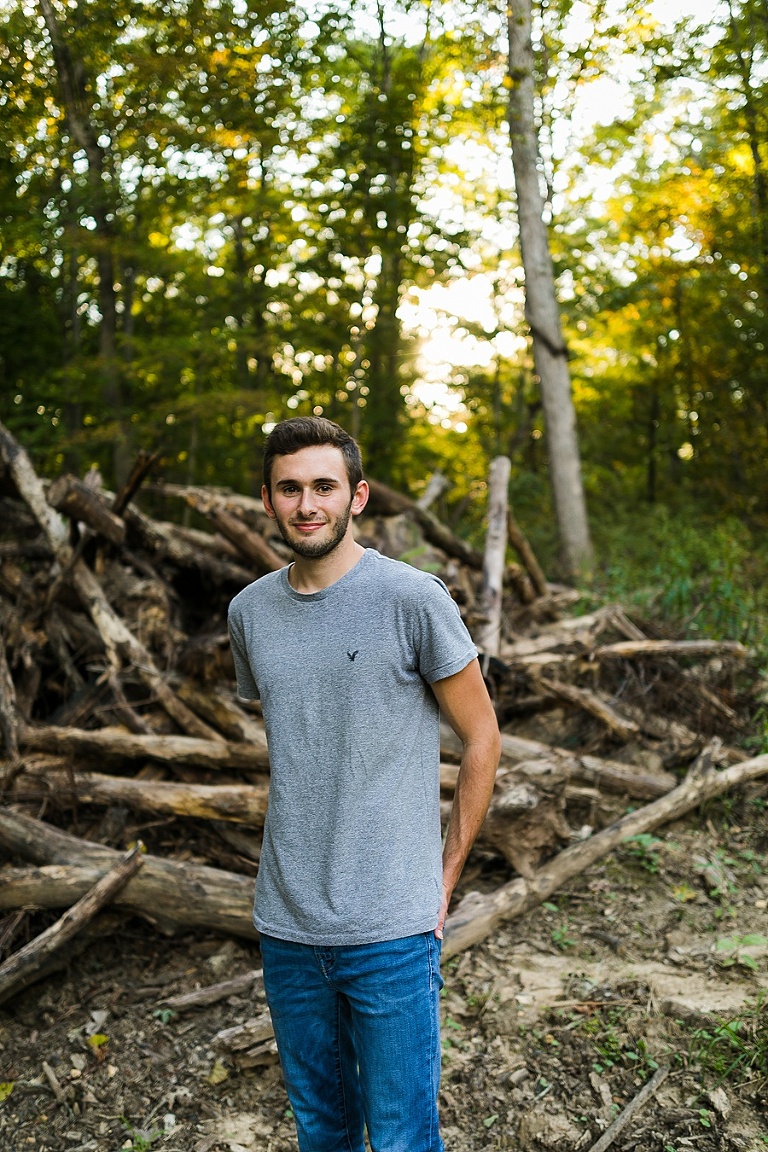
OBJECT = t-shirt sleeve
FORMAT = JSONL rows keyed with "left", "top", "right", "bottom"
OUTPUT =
{"left": 414, "top": 576, "right": 478, "bottom": 684}
{"left": 227, "top": 600, "right": 260, "bottom": 700}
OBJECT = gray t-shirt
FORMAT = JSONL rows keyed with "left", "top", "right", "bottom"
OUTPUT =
{"left": 227, "top": 548, "right": 477, "bottom": 946}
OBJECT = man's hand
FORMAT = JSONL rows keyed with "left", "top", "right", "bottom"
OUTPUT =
{"left": 431, "top": 659, "right": 501, "bottom": 940}
{"left": 434, "top": 883, "right": 450, "bottom": 941}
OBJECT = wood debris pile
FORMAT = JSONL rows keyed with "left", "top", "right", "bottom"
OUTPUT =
{"left": 1, "top": 419, "right": 767, "bottom": 1022}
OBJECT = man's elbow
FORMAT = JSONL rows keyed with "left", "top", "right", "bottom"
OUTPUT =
{"left": 465, "top": 720, "right": 501, "bottom": 765}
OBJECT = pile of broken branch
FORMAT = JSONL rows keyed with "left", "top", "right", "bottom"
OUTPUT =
{"left": 1, "top": 420, "right": 767, "bottom": 1050}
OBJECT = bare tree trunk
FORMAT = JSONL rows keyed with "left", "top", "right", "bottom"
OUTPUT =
{"left": 506, "top": 0, "right": 593, "bottom": 579}
{"left": 477, "top": 457, "right": 511, "bottom": 654}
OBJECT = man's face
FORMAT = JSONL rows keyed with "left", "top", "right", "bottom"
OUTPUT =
{"left": 262, "top": 445, "right": 368, "bottom": 560}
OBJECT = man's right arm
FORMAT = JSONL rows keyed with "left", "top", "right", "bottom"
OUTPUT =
{"left": 430, "top": 659, "right": 501, "bottom": 939}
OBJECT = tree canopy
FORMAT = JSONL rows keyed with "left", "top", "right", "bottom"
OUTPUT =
{"left": 1, "top": 0, "right": 765, "bottom": 558}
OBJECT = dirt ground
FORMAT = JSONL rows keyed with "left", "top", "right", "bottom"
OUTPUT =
{"left": 2, "top": 782, "right": 767, "bottom": 1152}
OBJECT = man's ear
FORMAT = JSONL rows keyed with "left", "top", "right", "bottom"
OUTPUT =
{"left": 351, "top": 479, "right": 369, "bottom": 518}
{"left": 261, "top": 484, "right": 277, "bottom": 520}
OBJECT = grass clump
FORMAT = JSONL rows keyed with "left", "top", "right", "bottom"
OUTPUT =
{"left": 687, "top": 995, "right": 768, "bottom": 1092}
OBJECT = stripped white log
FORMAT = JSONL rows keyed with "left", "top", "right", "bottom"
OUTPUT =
{"left": 476, "top": 456, "right": 511, "bottom": 655}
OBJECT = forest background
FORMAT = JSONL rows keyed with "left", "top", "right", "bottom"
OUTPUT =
{"left": 1, "top": 0, "right": 767, "bottom": 671}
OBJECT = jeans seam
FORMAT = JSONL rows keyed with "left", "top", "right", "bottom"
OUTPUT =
{"left": 334, "top": 996, "right": 357, "bottom": 1152}
{"left": 428, "top": 932, "right": 442, "bottom": 1152}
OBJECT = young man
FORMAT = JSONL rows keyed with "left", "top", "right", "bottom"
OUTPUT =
{"left": 228, "top": 416, "right": 501, "bottom": 1152}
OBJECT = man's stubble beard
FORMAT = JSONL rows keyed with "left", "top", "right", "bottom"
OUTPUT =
{"left": 274, "top": 499, "right": 354, "bottom": 560}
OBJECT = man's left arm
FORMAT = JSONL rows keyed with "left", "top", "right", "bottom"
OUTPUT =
{"left": 431, "top": 659, "right": 501, "bottom": 939}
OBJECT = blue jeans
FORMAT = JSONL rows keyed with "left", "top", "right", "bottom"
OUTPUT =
{"left": 260, "top": 931, "right": 445, "bottom": 1152}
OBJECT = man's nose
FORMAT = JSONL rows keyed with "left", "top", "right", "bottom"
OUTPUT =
{"left": 297, "top": 487, "right": 318, "bottom": 516}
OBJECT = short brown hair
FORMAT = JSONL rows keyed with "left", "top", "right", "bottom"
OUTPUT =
{"left": 262, "top": 416, "right": 364, "bottom": 496}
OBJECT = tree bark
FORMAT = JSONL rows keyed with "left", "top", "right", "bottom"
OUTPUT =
{"left": 366, "top": 478, "right": 484, "bottom": 568}
{"left": 506, "top": 0, "right": 593, "bottom": 579}
{"left": 182, "top": 490, "right": 284, "bottom": 573}
{"left": 19, "top": 766, "right": 270, "bottom": 826}
{"left": 0, "top": 843, "right": 144, "bottom": 1006}
{"left": 18, "top": 722, "right": 270, "bottom": 772}
{"left": 0, "top": 809, "right": 257, "bottom": 939}
{"left": 48, "top": 473, "right": 126, "bottom": 545}
{"left": 507, "top": 510, "right": 548, "bottom": 597}
{"left": 477, "top": 456, "right": 511, "bottom": 655}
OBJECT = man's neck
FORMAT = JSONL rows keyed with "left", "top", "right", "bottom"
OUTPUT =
{"left": 288, "top": 538, "right": 366, "bottom": 594}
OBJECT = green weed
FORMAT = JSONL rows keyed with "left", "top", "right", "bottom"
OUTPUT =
{"left": 120, "top": 1118, "right": 163, "bottom": 1151}
{"left": 622, "top": 833, "right": 667, "bottom": 874}
{"left": 687, "top": 995, "right": 768, "bottom": 1089}
{"left": 715, "top": 934, "right": 768, "bottom": 972}
{"left": 543, "top": 902, "right": 575, "bottom": 950}
{"left": 580, "top": 1009, "right": 660, "bottom": 1078}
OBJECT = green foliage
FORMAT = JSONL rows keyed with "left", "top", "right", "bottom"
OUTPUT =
{"left": 580, "top": 1008, "right": 660, "bottom": 1078}
{"left": 621, "top": 833, "right": 668, "bottom": 875}
{"left": 687, "top": 995, "right": 768, "bottom": 1090}
{"left": 3, "top": 0, "right": 768, "bottom": 570}
{"left": 715, "top": 934, "right": 768, "bottom": 972}
{"left": 542, "top": 902, "right": 575, "bottom": 950}
{"left": 585, "top": 503, "right": 768, "bottom": 657}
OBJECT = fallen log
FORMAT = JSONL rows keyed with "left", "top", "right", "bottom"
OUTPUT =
{"left": 0, "top": 626, "right": 19, "bottom": 764}
{"left": 124, "top": 505, "right": 254, "bottom": 587}
{"left": 533, "top": 675, "right": 640, "bottom": 742}
{"left": 594, "top": 639, "right": 748, "bottom": 661}
{"left": 0, "top": 421, "right": 69, "bottom": 553}
{"left": 182, "top": 490, "right": 284, "bottom": 574}
{"left": 0, "top": 843, "right": 144, "bottom": 1006}
{"left": 617, "top": 701, "right": 747, "bottom": 766}
{"left": 212, "top": 1009, "right": 274, "bottom": 1053}
{"left": 0, "top": 421, "right": 225, "bottom": 741}
{"left": 440, "top": 723, "right": 676, "bottom": 799}
{"left": 18, "top": 722, "right": 270, "bottom": 771}
{"left": 173, "top": 681, "right": 268, "bottom": 744}
{"left": 507, "top": 510, "right": 548, "bottom": 598}
{"left": 70, "top": 561, "right": 223, "bottom": 740}
{"left": 47, "top": 473, "right": 126, "bottom": 546}
{"left": 17, "top": 768, "right": 270, "bottom": 826}
{"left": 4, "top": 746, "right": 766, "bottom": 959}
{"left": 442, "top": 747, "right": 768, "bottom": 957}
{"left": 161, "top": 968, "right": 264, "bottom": 1012}
{"left": 366, "top": 477, "right": 484, "bottom": 570}
{"left": 0, "top": 808, "right": 257, "bottom": 939}
{"left": 476, "top": 785, "right": 571, "bottom": 877}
